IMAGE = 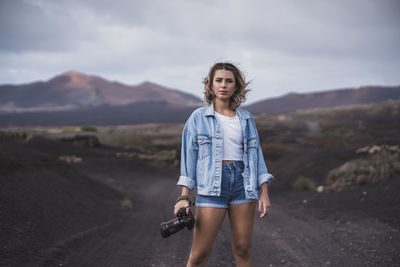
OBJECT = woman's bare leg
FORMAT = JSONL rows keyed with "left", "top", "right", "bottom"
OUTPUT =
{"left": 187, "top": 207, "right": 227, "bottom": 267}
{"left": 228, "top": 202, "right": 256, "bottom": 267}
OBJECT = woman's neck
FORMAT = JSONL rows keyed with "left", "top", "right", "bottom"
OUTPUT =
{"left": 214, "top": 99, "right": 235, "bottom": 116}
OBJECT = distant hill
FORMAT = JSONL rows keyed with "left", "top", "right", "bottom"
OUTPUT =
{"left": 0, "top": 71, "right": 202, "bottom": 112}
{"left": 1, "top": 71, "right": 399, "bottom": 126}
{"left": 245, "top": 86, "right": 400, "bottom": 114}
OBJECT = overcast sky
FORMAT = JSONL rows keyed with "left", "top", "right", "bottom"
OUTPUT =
{"left": 1, "top": 0, "right": 399, "bottom": 104}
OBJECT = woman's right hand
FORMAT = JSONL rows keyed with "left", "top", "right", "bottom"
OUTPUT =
{"left": 174, "top": 199, "right": 190, "bottom": 216}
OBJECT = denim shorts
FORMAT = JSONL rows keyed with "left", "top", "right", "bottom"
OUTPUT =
{"left": 196, "top": 160, "right": 256, "bottom": 208}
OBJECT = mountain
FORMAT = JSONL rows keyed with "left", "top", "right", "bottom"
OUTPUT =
{"left": 245, "top": 86, "right": 400, "bottom": 114}
{"left": 0, "top": 71, "right": 202, "bottom": 112}
{"left": 1, "top": 72, "right": 399, "bottom": 126}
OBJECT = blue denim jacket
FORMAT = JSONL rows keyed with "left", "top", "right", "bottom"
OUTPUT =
{"left": 177, "top": 103, "right": 274, "bottom": 199}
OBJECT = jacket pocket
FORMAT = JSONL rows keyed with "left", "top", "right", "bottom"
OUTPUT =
{"left": 198, "top": 135, "right": 211, "bottom": 160}
{"left": 247, "top": 138, "right": 258, "bottom": 163}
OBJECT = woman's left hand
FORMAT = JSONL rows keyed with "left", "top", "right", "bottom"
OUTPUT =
{"left": 258, "top": 183, "right": 270, "bottom": 218}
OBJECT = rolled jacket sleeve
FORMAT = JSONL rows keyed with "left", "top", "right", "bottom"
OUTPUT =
{"left": 177, "top": 126, "right": 198, "bottom": 190}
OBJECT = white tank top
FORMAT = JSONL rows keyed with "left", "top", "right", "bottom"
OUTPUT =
{"left": 214, "top": 111, "right": 244, "bottom": 160}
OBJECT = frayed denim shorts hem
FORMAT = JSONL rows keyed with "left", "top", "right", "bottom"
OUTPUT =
{"left": 196, "top": 202, "right": 227, "bottom": 209}
{"left": 230, "top": 199, "right": 256, "bottom": 205}
{"left": 195, "top": 198, "right": 255, "bottom": 209}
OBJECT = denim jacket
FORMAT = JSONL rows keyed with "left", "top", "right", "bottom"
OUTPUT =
{"left": 177, "top": 103, "right": 274, "bottom": 200}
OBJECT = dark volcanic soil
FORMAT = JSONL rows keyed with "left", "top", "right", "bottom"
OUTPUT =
{"left": 1, "top": 136, "right": 399, "bottom": 266}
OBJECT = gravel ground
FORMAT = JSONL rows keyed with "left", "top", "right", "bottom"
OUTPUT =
{"left": 1, "top": 136, "right": 399, "bottom": 266}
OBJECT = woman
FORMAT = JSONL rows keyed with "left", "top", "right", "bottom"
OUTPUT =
{"left": 174, "top": 62, "right": 274, "bottom": 267}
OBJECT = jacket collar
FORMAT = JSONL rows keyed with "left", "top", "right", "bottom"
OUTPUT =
{"left": 205, "top": 102, "right": 251, "bottom": 120}
{"left": 236, "top": 106, "right": 251, "bottom": 120}
{"left": 205, "top": 103, "right": 215, "bottom": 116}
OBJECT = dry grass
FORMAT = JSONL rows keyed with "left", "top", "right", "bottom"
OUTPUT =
{"left": 292, "top": 175, "right": 316, "bottom": 191}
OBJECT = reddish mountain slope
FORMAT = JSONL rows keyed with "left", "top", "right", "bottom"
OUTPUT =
{"left": 0, "top": 71, "right": 202, "bottom": 112}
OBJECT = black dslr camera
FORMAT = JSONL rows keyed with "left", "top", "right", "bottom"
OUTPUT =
{"left": 160, "top": 208, "right": 195, "bottom": 238}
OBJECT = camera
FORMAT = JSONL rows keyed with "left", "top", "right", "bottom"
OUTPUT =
{"left": 160, "top": 208, "right": 195, "bottom": 238}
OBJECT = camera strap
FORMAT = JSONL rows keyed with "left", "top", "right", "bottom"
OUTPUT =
{"left": 185, "top": 201, "right": 195, "bottom": 208}
{"left": 176, "top": 195, "right": 195, "bottom": 206}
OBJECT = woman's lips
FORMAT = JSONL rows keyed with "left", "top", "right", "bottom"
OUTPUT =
{"left": 219, "top": 90, "right": 227, "bottom": 94}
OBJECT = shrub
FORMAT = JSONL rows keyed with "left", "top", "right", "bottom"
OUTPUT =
{"left": 262, "top": 143, "right": 293, "bottom": 161}
{"left": 292, "top": 175, "right": 316, "bottom": 191}
{"left": 61, "top": 126, "right": 80, "bottom": 133}
{"left": 81, "top": 125, "right": 98, "bottom": 132}
{"left": 121, "top": 197, "right": 133, "bottom": 210}
{"left": 325, "top": 145, "right": 400, "bottom": 191}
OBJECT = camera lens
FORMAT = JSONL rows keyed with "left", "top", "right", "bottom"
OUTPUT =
{"left": 160, "top": 222, "right": 171, "bottom": 238}
{"left": 160, "top": 208, "right": 195, "bottom": 238}
{"left": 160, "top": 217, "right": 184, "bottom": 238}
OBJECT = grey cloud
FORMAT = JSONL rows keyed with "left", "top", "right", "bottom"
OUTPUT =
{"left": 227, "top": 1, "right": 400, "bottom": 61}
{"left": 4, "top": 0, "right": 399, "bottom": 59}
{"left": 0, "top": 0, "right": 80, "bottom": 51}
{"left": 0, "top": 0, "right": 399, "bottom": 103}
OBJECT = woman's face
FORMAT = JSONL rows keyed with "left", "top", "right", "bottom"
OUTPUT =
{"left": 211, "top": 69, "right": 236, "bottom": 101}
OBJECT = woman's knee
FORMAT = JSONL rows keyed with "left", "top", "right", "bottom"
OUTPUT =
{"left": 188, "top": 249, "right": 211, "bottom": 265}
{"left": 232, "top": 241, "right": 251, "bottom": 259}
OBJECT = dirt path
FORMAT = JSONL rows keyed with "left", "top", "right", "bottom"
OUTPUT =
{"left": 2, "top": 135, "right": 399, "bottom": 266}
{"left": 40, "top": 155, "right": 399, "bottom": 266}
{"left": 252, "top": 207, "right": 397, "bottom": 266}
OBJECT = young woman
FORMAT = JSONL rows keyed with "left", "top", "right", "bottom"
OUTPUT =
{"left": 174, "top": 62, "right": 274, "bottom": 267}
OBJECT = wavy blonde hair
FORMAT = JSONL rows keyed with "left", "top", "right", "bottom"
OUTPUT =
{"left": 203, "top": 62, "right": 251, "bottom": 110}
